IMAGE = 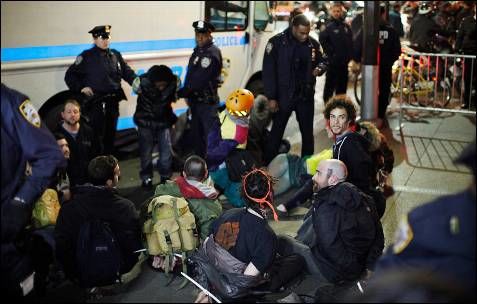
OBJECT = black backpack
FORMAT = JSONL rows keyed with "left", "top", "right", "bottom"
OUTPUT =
{"left": 225, "top": 148, "right": 257, "bottom": 182}
{"left": 76, "top": 218, "right": 122, "bottom": 288}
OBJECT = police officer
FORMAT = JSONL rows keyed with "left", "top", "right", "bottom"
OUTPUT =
{"left": 353, "top": 5, "right": 401, "bottom": 128}
{"left": 178, "top": 20, "right": 222, "bottom": 158}
{"left": 374, "top": 139, "right": 476, "bottom": 293}
{"left": 65, "top": 25, "right": 138, "bottom": 155}
{"left": 408, "top": 3, "right": 442, "bottom": 52}
{"left": 1, "top": 84, "right": 66, "bottom": 297}
{"left": 319, "top": 2, "right": 353, "bottom": 104}
{"left": 262, "top": 14, "right": 327, "bottom": 165}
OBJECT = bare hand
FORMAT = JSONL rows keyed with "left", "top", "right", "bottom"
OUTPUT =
{"left": 194, "top": 291, "right": 210, "bottom": 303}
{"left": 62, "top": 189, "right": 72, "bottom": 202}
{"left": 325, "top": 125, "right": 334, "bottom": 139}
{"left": 81, "top": 87, "right": 94, "bottom": 97}
{"left": 269, "top": 99, "right": 279, "bottom": 113}
{"left": 313, "top": 67, "right": 323, "bottom": 77}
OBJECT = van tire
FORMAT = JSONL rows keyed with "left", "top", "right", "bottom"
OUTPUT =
{"left": 246, "top": 79, "right": 264, "bottom": 97}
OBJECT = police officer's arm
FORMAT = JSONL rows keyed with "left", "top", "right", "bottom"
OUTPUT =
{"left": 352, "top": 29, "right": 363, "bottom": 63}
{"left": 455, "top": 19, "right": 466, "bottom": 53}
{"left": 262, "top": 39, "right": 278, "bottom": 101}
{"left": 390, "top": 29, "right": 402, "bottom": 63}
{"left": 319, "top": 27, "right": 333, "bottom": 59}
{"left": 65, "top": 53, "right": 87, "bottom": 93}
{"left": 11, "top": 102, "right": 66, "bottom": 205}
{"left": 114, "top": 50, "right": 138, "bottom": 85}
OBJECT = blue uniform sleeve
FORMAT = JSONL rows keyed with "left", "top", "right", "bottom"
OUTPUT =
{"left": 262, "top": 38, "right": 278, "bottom": 100}
{"left": 64, "top": 51, "right": 87, "bottom": 92}
{"left": 319, "top": 26, "right": 333, "bottom": 58}
{"left": 11, "top": 99, "right": 66, "bottom": 205}
{"left": 114, "top": 50, "right": 137, "bottom": 85}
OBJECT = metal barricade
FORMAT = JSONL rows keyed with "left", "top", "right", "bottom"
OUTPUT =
{"left": 394, "top": 45, "right": 476, "bottom": 128}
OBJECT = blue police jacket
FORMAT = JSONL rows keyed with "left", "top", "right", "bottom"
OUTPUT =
{"left": 1, "top": 84, "right": 66, "bottom": 206}
{"left": 263, "top": 27, "right": 326, "bottom": 105}
{"left": 319, "top": 18, "right": 353, "bottom": 65}
{"left": 375, "top": 189, "right": 476, "bottom": 290}
{"left": 183, "top": 41, "right": 222, "bottom": 98}
{"left": 65, "top": 46, "right": 137, "bottom": 97}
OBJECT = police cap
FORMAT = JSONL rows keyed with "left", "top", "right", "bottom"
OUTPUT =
{"left": 455, "top": 139, "right": 476, "bottom": 176}
{"left": 88, "top": 25, "right": 112, "bottom": 38}
{"left": 192, "top": 20, "right": 215, "bottom": 33}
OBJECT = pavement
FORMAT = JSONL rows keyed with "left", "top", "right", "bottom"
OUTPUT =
{"left": 35, "top": 76, "right": 476, "bottom": 303}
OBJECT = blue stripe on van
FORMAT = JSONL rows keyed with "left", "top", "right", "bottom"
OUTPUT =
{"left": 117, "top": 101, "right": 225, "bottom": 131}
{"left": 1, "top": 36, "right": 247, "bottom": 62}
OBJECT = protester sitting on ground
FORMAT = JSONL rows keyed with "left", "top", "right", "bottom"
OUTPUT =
{"left": 277, "top": 159, "right": 384, "bottom": 291}
{"left": 133, "top": 65, "right": 178, "bottom": 188}
{"left": 373, "top": 139, "right": 476, "bottom": 294}
{"left": 53, "top": 132, "right": 72, "bottom": 204}
{"left": 55, "top": 155, "right": 143, "bottom": 285}
{"left": 154, "top": 155, "right": 222, "bottom": 242}
{"left": 206, "top": 88, "right": 255, "bottom": 207}
{"left": 194, "top": 168, "right": 305, "bottom": 303}
{"left": 356, "top": 121, "right": 395, "bottom": 198}
{"left": 56, "top": 99, "right": 101, "bottom": 187}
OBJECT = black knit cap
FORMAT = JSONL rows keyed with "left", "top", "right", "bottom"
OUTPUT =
{"left": 147, "top": 65, "right": 174, "bottom": 83}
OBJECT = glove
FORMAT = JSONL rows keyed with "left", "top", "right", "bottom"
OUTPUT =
{"left": 1, "top": 199, "right": 32, "bottom": 242}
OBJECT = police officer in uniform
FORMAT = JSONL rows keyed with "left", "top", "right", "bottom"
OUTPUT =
{"left": 178, "top": 20, "right": 222, "bottom": 158}
{"left": 1, "top": 84, "right": 66, "bottom": 298}
{"left": 65, "top": 25, "right": 138, "bottom": 155}
{"left": 374, "top": 139, "right": 476, "bottom": 293}
{"left": 319, "top": 2, "right": 353, "bottom": 104}
{"left": 353, "top": 5, "right": 401, "bottom": 128}
{"left": 262, "top": 14, "right": 327, "bottom": 165}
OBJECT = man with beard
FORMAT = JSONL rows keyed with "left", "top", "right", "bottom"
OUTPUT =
{"left": 56, "top": 99, "right": 101, "bottom": 186}
{"left": 277, "top": 159, "right": 384, "bottom": 290}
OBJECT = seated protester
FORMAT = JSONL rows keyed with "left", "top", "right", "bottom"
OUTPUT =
{"left": 194, "top": 168, "right": 305, "bottom": 303}
{"left": 56, "top": 99, "right": 101, "bottom": 187}
{"left": 356, "top": 121, "right": 395, "bottom": 198}
{"left": 206, "top": 89, "right": 255, "bottom": 207}
{"left": 154, "top": 155, "right": 222, "bottom": 242}
{"left": 53, "top": 132, "right": 72, "bottom": 205}
{"left": 132, "top": 65, "right": 178, "bottom": 188}
{"left": 278, "top": 159, "right": 384, "bottom": 289}
{"left": 247, "top": 94, "right": 272, "bottom": 167}
{"left": 55, "top": 155, "right": 142, "bottom": 284}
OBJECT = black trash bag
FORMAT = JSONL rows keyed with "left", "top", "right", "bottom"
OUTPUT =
{"left": 189, "top": 236, "right": 261, "bottom": 301}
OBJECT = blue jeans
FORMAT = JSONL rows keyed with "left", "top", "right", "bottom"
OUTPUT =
{"left": 138, "top": 126, "right": 172, "bottom": 181}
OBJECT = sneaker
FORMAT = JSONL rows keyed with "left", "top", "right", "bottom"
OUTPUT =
{"left": 142, "top": 178, "right": 153, "bottom": 189}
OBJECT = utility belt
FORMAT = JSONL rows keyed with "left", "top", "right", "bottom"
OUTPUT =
{"left": 189, "top": 90, "right": 219, "bottom": 105}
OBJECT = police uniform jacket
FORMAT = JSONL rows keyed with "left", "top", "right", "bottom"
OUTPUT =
{"left": 375, "top": 189, "right": 476, "bottom": 290}
{"left": 55, "top": 185, "right": 141, "bottom": 280}
{"left": 311, "top": 182, "right": 384, "bottom": 283}
{"left": 56, "top": 123, "right": 101, "bottom": 186}
{"left": 1, "top": 84, "right": 66, "bottom": 206}
{"left": 319, "top": 18, "right": 353, "bottom": 65}
{"left": 455, "top": 15, "right": 477, "bottom": 54}
{"left": 263, "top": 28, "right": 326, "bottom": 106}
{"left": 409, "top": 15, "right": 442, "bottom": 51}
{"left": 182, "top": 41, "right": 222, "bottom": 101}
{"left": 65, "top": 46, "right": 136, "bottom": 98}
{"left": 133, "top": 74, "right": 178, "bottom": 129}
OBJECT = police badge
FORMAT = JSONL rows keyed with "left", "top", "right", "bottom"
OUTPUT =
{"left": 19, "top": 99, "right": 41, "bottom": 128}
{"left": 266, "top": 42, "right": 273, "bottom": 55}
{"left": 74, "top": 55, "right": 83, "bottom": 65}
{"left": 201, "top": 57, "right": 211, "bottom": 68}
{"left": 193, "top": 56, "right": 199, "bottom": 65}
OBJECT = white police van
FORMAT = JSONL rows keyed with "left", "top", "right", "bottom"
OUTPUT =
{"left": 1, "top": 1, "right": 276, "bottom": 150}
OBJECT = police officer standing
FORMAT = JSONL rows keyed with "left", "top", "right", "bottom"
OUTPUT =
{"left": 353, "top": 5, "right": 401, "bottom": 128}
{"left": 319, "top": 2, "right": 353, "bottom": 104}
{"left": 65, "top": 25, "right": 138, "bottom": 155}
{"left": 178, "top": 20, "right": 222, "bottom": 159}
{"left": 262, "top": 14, "right": 327, "bottom": 165}
{"left": 1, "top": 84, "right": 66, "bottom": 298}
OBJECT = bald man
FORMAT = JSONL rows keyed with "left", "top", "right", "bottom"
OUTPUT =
{"left": 277, "top": 159, "right": 384, "bottom": 288}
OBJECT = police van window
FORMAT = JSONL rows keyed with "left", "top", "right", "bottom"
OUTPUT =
{"left": 254, "top": 1, "right": 270, "bottom": 31}
{"left": 206, "top": 1, "right": 248, "bottom": 32}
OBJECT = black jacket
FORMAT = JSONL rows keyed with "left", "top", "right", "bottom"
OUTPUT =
{"left": 455, "top": 15, "right": 477, "bottom": 54}
{"left": 311, "top": 182, "right": 384, "bottom": 283}
{"left": 319, "top": 18, "right": 353, "bottom": 65}
{"left": 55, "top": 185, "right": 141, "bottom": 280}
{"left": 333, "top": 131, "right": 373, "bottom": 193}
{"left": 133, "top": 75, "right": 178, "bottom": 129}
{"left": 56, "top": 123, "right": 101, "bottom": 186}
{"left": 409, "top": 14, "right": 442, "bottom": 51}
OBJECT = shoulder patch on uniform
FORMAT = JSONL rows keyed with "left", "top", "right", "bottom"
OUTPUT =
{"left": 201, "top": 57, "right": 211, "bottom": 68}
{"left": 392, "top": 215, "right": 414, "bottom": 254}
{"left": 74, "top": 55, "right": 83, "bottom": 65}
{"left": 266, "top": 42, "right": 273, "bottom": 54}
{"left": 19, "top": 99, "right": 41, "bottom": 128}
